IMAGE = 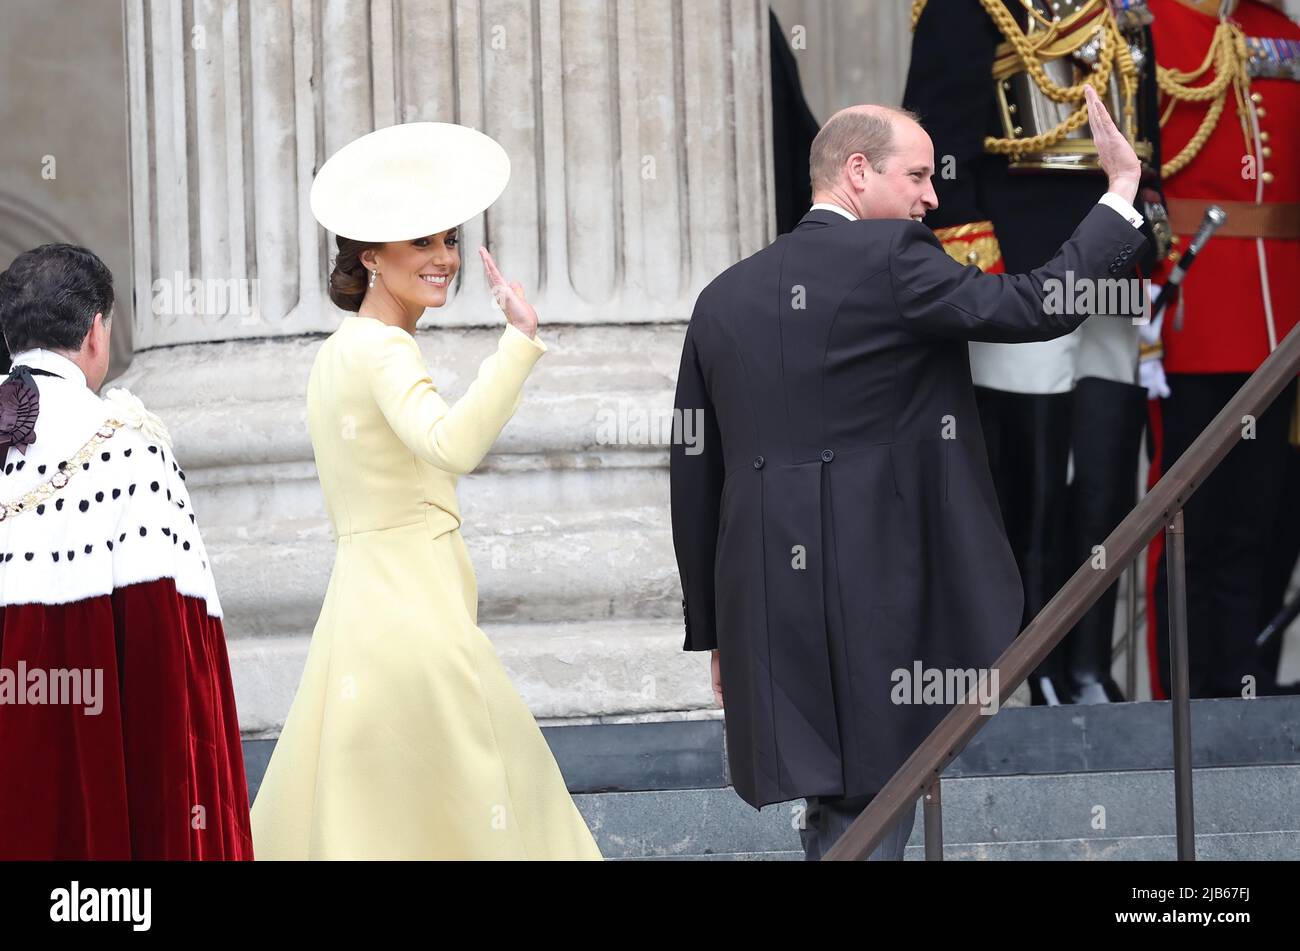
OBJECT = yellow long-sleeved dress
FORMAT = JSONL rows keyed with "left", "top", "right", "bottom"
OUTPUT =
{"left": 251, "top": 316, "right": 601, "bottom": 859}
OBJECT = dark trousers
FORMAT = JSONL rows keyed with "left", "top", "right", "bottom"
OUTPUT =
{"left": 975, "top": 388, "right": 1073, "bottom": 700}
{"left": 975, "top": 381, "right": 1148, "bottom": 702}
{"left": 975, "top": 387, "right": 1073, "bottom": 629}
{"left": 1153, "top": 374, "right": 1298, "bottom": 698}
{"left": 1260, "top": 446, "right": 1300, "bottom": 690}
{"left": 1061, "top": 378, "right": 1147, "bottom": 699}
{"left": 800, "top": 794, "right": 916, "bottom": 861}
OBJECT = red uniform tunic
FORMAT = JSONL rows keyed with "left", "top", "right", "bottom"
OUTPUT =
{"left": 1145, "top": 0, "right": 1300, "bottom": 699}
{"left": 1150, "top": 0, "right": 1300, "bottom": 373}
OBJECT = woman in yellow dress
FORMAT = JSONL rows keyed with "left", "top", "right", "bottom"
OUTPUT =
{"left": 251, "top": 123, "right": 601, "bottom": 860}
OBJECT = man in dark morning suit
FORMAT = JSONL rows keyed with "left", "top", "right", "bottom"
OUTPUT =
{"left": 670, "top": 86, "right": 1148, "bottom": 861}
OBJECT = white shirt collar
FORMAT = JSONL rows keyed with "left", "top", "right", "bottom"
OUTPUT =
{"left": 8, "top": 349, "right": 88, "bottom": 389}
{"left": 810, "top": 202, "right": 858, "bottom": 222}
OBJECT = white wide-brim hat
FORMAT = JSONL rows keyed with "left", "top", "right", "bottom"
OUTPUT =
{"left": 310, "top": 122, "right": 511, "bottom": 242}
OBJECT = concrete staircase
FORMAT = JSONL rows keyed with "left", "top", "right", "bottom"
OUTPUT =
{"left": 566, "top": 695, "right": 1300, "bottom": 860}
{"left": 242, "top": 695, "right": 1300, "bottom": 860}
{"left": 574, "top": 764, "right": 1300, "bottom": 861}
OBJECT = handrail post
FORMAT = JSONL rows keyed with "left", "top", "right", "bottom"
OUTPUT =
{"left": 1166, "top": 510, "right": 1196, "bottom": 860}
{"left": 923, "top": 778, "right": 943, "bottom": 861}
{"left": 1126, "top": 558, "right": 1139, "bottom": 701}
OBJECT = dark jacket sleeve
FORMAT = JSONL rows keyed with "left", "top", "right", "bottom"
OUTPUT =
{"left": 890, "top": 203, "right": 1149, "bottom": 342}
{"left": 669, "top": 310, "right": 725, "bottom": 652}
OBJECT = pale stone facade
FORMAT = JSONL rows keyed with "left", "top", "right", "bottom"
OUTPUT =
{"left": 769, "top": 0, "right": 914, "bottom": 122}
{"left": 111, "top": 1, "right": 1011, "bottom": 738}
{"left": 118, "top": 0, "right": 783, "bottom": 736}
{"left": 0, "top": 0, "right": 133, "bottom": 366}
{"left": 2, "top": 0, "right": 1298, "bottom": 742}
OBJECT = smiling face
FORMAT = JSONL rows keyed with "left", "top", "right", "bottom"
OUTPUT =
{"left": 859, "top": 118, "right": 939, "bottom": 223}
{"left": 810, "top": 107, "right": 941, "bottom": 224}
{"left": 361, "top": 228, "right": 461, "bottom": 313}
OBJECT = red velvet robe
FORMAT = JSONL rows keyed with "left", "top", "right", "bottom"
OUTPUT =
{"left": 0, "top": 355, "right": 252, "bottom": 859}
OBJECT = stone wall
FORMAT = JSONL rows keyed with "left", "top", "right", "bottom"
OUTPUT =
{"left": 769, "top": 0, "right": 913, "bottom": 123}
{"left": 0, "top": 0, "right": 133, "bottom": 368}
{"left": 117, "top": 0, "right": 776, "bottom": 736}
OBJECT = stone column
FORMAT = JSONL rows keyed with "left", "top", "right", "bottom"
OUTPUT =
{"left": 120, "top": 0, "right": 775, "bottom": 736}
{"left": 768, "top": 0, "right": 913, "bottom": 123}
{"left": 0, "top": 0, "right": 132, "bottom": 367}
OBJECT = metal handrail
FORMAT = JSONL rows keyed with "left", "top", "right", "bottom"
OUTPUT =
{"left": 824, "top": 320, "right": 1300, "bottom": 861}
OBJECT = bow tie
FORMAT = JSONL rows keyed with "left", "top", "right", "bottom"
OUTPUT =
{"left": 0, "top": 365, "right": 60, "bottom": 459}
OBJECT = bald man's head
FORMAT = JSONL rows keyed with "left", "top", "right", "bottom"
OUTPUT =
{"left": 809, "top": 105, "right": 939, "bottom": 223}
{"left": 810, "top": 106, "right": 922, "bottom": 192}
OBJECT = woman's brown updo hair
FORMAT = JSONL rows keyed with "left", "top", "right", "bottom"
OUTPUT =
{"left": 328, "top": 236, "right": 383, "bottom": 312}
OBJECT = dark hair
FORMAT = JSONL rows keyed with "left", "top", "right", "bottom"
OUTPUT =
{"left": 0, "top": 243, "right": 114, "bottom": 354}
{"left": 329, "top": 236, "right": 383, "bottom": 312}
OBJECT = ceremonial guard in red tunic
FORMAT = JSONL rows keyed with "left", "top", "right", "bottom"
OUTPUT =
{"left": 1143, "top": 0, "right": 1300, "bottom": 698}
{"left": 905, "top": 0, "right": 1167, "bottom": 703}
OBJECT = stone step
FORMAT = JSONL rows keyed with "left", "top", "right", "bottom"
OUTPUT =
{"left": 240, "top": 697, "right": 1300, "bottom": 858}
{"left": 914, "top": 765, "right": 1300, "bottom": 843}
{"left": 629, "top": 833, "right": 1300, "bottom": 861}
{"left": 909, "top": 831, "right": 1300, "bottom": 861}
{"left": 572, "top": 765, "right": 1300, "bottom": 860}
{"left": 203, "top": 482, "right": 679, "bottom": 637}
{"left": 135, "top": 325, "right": 688, "bottom": 473}
{"left": 572, "top": 788, "right": 800, "bottom": 859}
{"left": 230, "top": 618, "right": 713, "bottom": 737}
{"left": 640, "top": 851, "right": 803, "bottom": 861}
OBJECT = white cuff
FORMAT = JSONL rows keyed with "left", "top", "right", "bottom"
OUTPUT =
{"left": 1098, "top": 192, "right": 1145, "bottom": 230}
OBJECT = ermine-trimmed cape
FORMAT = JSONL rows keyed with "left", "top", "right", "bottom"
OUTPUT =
{"left": 0, "top": 354, "right": 251, "bottom": 859}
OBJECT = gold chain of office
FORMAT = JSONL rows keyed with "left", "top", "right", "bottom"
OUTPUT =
{"left": 1155, "top": 19, "right": 1254, "bottom": 178}
{"left": 979, "top": 0, "right": 1138, "bottom": 157}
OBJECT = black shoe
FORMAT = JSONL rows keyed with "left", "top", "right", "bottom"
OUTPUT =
{"left": 1102, "top": 677, "right": 1127, "bottom": 703}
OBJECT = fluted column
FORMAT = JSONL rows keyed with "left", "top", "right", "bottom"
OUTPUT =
{"left": 122, "top": 0, "right": 775, "bottom": 736}
{"left": 768, "top": 0, "right": 913, "bottom": 123}
{"left": 2, "top": 0, "right": 133, "bottom": 367}
{"left": 126, "top": 0, "right": 775, "bottom": 350}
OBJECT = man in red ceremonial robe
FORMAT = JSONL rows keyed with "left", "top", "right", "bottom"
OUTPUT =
{"left": 0, "top": 244, "right": 253, "bottom": 859}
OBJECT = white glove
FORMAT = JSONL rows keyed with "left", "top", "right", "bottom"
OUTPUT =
{"left": 1139, "top": 286, "right": 1165, "bottom": 346}
{"left": 1139, "top": 357, "right": 1171, "bottom": 400}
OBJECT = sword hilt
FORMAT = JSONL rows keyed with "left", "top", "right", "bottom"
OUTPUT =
{"left": 1170, "top": 205, "right": 1228, "bottom": 330}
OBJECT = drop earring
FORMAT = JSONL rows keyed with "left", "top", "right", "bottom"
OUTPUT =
{"left": 368, "top": 270, "right": 378, "bottom": 289}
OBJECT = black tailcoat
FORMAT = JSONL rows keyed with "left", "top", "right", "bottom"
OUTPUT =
{"left": 670, "top": 206, "right": 1147, "bottom": 808}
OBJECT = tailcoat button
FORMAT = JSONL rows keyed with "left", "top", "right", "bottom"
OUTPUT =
{"left": 821, "top": 449, "right": 835, "bottom": 463}
{"left": 753, "top": 456, "right": 765, "bottom": 470}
